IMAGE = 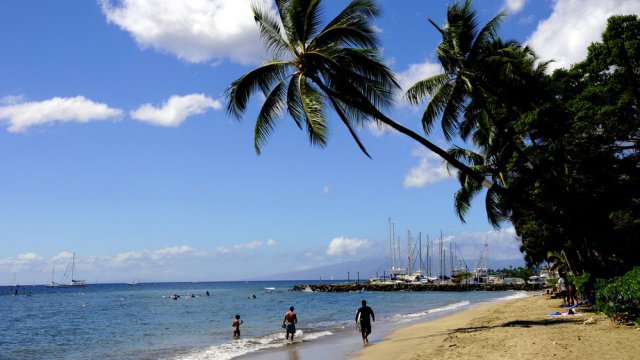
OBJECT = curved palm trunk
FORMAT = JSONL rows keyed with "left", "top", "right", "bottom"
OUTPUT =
{"left": 311, "top": 77, "right": 500, "bottom": 194}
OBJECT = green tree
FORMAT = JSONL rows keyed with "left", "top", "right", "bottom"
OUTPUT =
{"left": 510, "top": 15, "right": 640, "bottom": 277}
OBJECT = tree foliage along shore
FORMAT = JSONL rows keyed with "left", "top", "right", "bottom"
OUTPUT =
{"left": 225, "top": 0, "right": 639, "bottom": 279}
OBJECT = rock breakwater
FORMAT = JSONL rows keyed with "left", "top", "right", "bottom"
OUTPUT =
{"left": 290, "top": 282, "right": 544, "bottom": 292}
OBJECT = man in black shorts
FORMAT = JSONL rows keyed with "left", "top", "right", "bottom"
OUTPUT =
{"left": 283, "top": 306, "right": 298, "bottom": 341}
{"left": 355, "top": 299, "right": 375, "bottom": 344}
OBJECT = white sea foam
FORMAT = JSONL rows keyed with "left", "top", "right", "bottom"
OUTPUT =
{"left": 492, "top": 291, "right": 529, "bottom": 302}
{"left": 499, "top": 291, "right": 530, "bottom": 300}
{"left": 172, "top": 330, "right": 333, "bottom": 360}
{"left": 394, "top": 300, "right": 471, "bottom": 321}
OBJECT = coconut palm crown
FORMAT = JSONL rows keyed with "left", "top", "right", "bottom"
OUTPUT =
{"left": 226, "top": 0, "right": 398, "bottom": 157}
{"left": 404, "top": 0, "right": 505, "bottom": 141}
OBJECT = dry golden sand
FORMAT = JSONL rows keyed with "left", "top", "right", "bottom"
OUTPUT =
{"left": 355, "top": 295, "right": 640, "bottom": 360}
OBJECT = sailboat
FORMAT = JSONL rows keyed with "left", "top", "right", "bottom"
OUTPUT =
{"left": 46, "top": 267, "right": 61, "bottom": 288}
{"left": 387, "top": 218, "right": 408, "bottom": 282}
{"left": 47, "top": 253, "right": 87, "bottom": 288}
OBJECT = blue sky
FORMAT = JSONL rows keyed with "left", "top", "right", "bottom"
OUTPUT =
{"left": 2, "top": 0, "right": 639, "bottom": 285}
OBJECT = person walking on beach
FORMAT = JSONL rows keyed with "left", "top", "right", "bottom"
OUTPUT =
{"left": 232, "top": 314, "right": 243, "bottom": 338}
{"left": 282, "top": 306, "right": 298, "bottom": 341}
{"left": 355, "top": 299, "right": 375, "bottom": 344}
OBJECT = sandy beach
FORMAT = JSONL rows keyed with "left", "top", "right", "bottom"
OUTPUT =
{"left": 355, "top": 294, "right": 640, "bottom": 360}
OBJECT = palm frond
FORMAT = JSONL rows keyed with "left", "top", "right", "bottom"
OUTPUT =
{"left": 469, "top": 10, "right": 505, "bottom": 61}
{"left": 328, "top": 96, "right": 371, "bottom": 158}
{"left": 286, "top": 74, "right": 305, "bottom": 129}
{"left": 485, "top": 187, "right": 503, "bottom": 228}
{"left": 325, "top": 0, "right": 380, "bottom": 29}
{"left": 303, "top": 0, "right": 323, "bottom": 43}
{"left": 254, "top": 79, "right": 288, "bottom": 154}
{"left": 421, "top": 81, "right": 453, "bottom": 135}
{"left": 225, "top": 61, "right": 290, "bottom": 118}
{"left": 307, "top": 49, "right": 398, "bottom": 109}
{"left": 312, "top": 0, "right": 381, "bottom": 49}
{"left": 404, "top": 73, "right": 449, "bottom": 106}
{"left": 453, "top": 170, "right": 483, "bottom": 223}
{"left": 252, "top": 4, "right": 293, "bottom": 57}
{"left": 440, "top": 77, "right": 467, "bottom": 140}
{"left": 312, "top": 17, "right": 378, "bottom": 49}
{"left": 289, "top": 0, "right": 321, "bottom": 46}
{"left": 299, "top": 76, "right": 328, "bottom": 147}
{"left": 447, "top": 145, "right": 485, "bottom": 167}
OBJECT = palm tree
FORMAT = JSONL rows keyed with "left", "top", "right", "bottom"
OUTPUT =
{"left": 404, "top": 0, "right": 506, "bottom": 141}
{"left": 403, "top": 0, "right": 553, "bottom": 227}
{"left": 226, "top": 0, "right": 491, "bottom": 188}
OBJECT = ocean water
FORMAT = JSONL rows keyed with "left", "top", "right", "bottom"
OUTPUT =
{"left": 1, "top": 281, "right": 525, "bottom": 359}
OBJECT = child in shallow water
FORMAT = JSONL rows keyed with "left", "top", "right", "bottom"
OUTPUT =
{"left": 233, "top": 314, "right": 243, "bottom": 338}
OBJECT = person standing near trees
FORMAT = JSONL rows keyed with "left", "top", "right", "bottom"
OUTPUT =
{"left": 355, "top": 299, "right": 375, "bottom": 344}
{"left": 567, "top": 282, "right": 577, "bottom": 306}
{"left": 558, "top": 273, "right": 568, "bottom": 305}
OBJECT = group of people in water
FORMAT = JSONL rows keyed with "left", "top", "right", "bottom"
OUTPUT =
{"left": 232, "top": 299, "right": 375, "bottom": 344}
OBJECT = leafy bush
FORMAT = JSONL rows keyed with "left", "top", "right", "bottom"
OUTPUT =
{"left": 595, "top": 267, "right": 640, "bottom": 324}
{"left": 570, "top": 272, "right": 593, "bottom": 299}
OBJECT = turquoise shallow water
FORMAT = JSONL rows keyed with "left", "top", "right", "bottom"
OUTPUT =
{"left": 1, "top": 281, "right": 523, "bottom": 359}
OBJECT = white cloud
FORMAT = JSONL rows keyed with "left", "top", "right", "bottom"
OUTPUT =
{"left": 18, "top": 252, "right": 43, "bottom": 261}
{"left": 403, "top": 148, "right": 455, "bottom": 188}
{"left": 526, "top": 0, "right": 640, "bottom": 72}
{"left": 322, "top": 185, "right": 330, "bottom": 194}
{"left": 130, "top": 93, "right": 221, "bottom": 127}
{"left": 216, "top": 246, "right": 232, "bottom": 254}
{"left": 0, "top": 96, "right": 123, "bottom": 133}
{"left": 502, "top": 0, "right": 528, "bottom": 14}
{"left": 52, "top": 251, "right": 74, "bottom": 262}
{"left": 326, "top": 237, "right": 373, "bottom": 257}
{"left": 113, "top": 246, "right": 204, "bottom": 266}
{"left": 99, "top": 0, "right": 275, "bottom": 64}
{"left": 234, "top": 241, "right": 262, "bottom": 250}
{"left": 0, "top": 252, "right": 47, "bottom": 273}
{"left": 396, "top": 60, "right": 442, "bottom": 94}
{"left": 216, "top": 240, "right": 271, "bottom": 254}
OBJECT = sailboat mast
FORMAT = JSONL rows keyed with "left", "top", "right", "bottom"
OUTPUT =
{"left": 418, "top": 232, "right": 423, "bottom": 273}
{"left": 406, "top": 231, "right": 412, "bottom": 275}
{"left": 71, "top": 252, "right": 75, "bottom": 281}
{"left": 450, "top": 241, "right": 453, "bottom": 277}
{"left": 388, "top": 218, "right": 393, "bottom": 271}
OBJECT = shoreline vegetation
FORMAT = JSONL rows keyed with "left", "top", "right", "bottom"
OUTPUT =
{"left": 290, "top": 283, "right": 544, "bottom": 292}
{"left": 354, "top": 294, "right": 640, "bottom": 360}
